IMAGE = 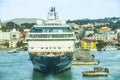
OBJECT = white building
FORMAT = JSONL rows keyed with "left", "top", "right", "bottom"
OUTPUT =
{"left": 9, "top": 41, "right": 17, "bottom": 48}
{"left": 10, "top": 28, "right": 20, "bottom": 40}
{"left": 0, "top": 28, "right": 20, "bottom": 41}
{"left": 92, "top": 31, "right": 117, "bottom": 41}
{"left": 69, "top": 23, "right": 80, "bottom": 29}
{"left": 116, "top": 29, "right": 120, "bottom": 34}
{"left": 81, "top": 23, "right": 94, "bottom": 30}
{"left": 85, "top": 30, "right": 94, "bottom": 36}
{"left": 0, "top": 32, "right": 10, "bottom": 41}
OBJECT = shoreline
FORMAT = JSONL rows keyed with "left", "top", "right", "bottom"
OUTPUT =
{"left": 0, "top": 48, "right": 25, "bottom": 51}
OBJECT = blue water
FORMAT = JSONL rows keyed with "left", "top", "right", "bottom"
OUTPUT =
{"left": 0, "top": 50, "right": 120, "bottom": 80}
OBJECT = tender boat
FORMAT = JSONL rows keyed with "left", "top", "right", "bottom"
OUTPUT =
{"left": 101, "top": 45, "right": 117, "bottom": 51}
{"left": 82, "top": 67, "right": 109, "bottom": 77}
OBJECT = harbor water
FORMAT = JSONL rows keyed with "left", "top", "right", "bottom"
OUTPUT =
{"left": 0, "top": 50, "right": 120, "bottom": 80}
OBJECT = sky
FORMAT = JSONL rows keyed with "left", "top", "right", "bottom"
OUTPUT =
{"left": 0, "top": 0, "right": 120, "bottom": 21}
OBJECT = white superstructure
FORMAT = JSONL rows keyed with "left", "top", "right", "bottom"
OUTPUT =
{"left": 26, "top": 7, "right": 76, "bottom": 55}
{"left": 26, "top": 28, "right": 75, "bottom": 53}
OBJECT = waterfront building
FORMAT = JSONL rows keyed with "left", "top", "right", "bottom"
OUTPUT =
{"left": 106, "top": 31, "right": 117, "bottom": 41}
{"left": 99, "top": 27, "right": 111, "bottom": 33}
{"left": 93, "top": 33, "right": 107, "bottom": 41}
{"left": 81, "top": 39, "right": 96, "bottom": 50}
{"left": 9, "top": 41, "right": 17, "bottom": 48}
{"left": 20, "top": 31, "right": 28, "bottom": 40}
{"left": 24, "top": 29, "right": 30, "bottom": 32}
{"left": 0, "top": 28, "right": 20, "bottom": 48}
{"left": 10, "top": 28, "right": 20, "bottom": 41}
{"left": 83, "top": 37, "right": 93, "bottom": 40}
{"left": 69, "top": 23, "right": 80, "bottom": 29}
{"left": 81, "top": 23, "right": 94, "bottom": 30}
{"left": 116, "top": 29, "right": 120, "bottom": 34}
{"left": 84, "top": 30, "right": 94, "bottom": 37}
{"left": 0, "top": 28, "right": 20, "bottom": 41}
{"left": 0, "top": 32, "right": 11, "bottom": 41}
{"left": 92, "top": 31, "right": 117, "bottom": 41}
{"left": 117, "top": 33, "right": 120, "bottom": 44}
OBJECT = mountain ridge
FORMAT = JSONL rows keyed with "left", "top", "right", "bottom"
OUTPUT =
{"left": 2, "top": 18, "right": 44, "bottom": 25}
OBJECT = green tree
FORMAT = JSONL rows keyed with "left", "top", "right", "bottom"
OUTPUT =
{"left": 19, "top": 27, "right": 24, "bottom": 31}
{"left": 96, "top": 40, "right": 106, "bottom": 49}
{"left": 17, "top": 41, "right": 25, "bottom": 48}
{"left": 6, "top": 22, "right": 20, "bottom": 30}
{"left": 1, "top": 25, "right": 7, "bottom": 32}
{"left": 3, "top": 41, "right": 9, "bottom": 48}
{"left": 13, "top": 35, "right": 16, "bottom": 37}
{"left": 20, "top": 23, "right": 35, "bottom": 29}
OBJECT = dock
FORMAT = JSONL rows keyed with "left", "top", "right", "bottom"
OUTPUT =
{"left": 72, "top": 49, "right": 99, "bottom": 65}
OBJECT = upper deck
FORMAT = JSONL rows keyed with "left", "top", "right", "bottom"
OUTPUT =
{"left": 26, "top": 25, "right": 75, "bottom": 40}
{"left": 26, "top": 7, "right": 76, "bottom": 53}
{"left": 30, "top": 25, "right": 72, "bottom": 33}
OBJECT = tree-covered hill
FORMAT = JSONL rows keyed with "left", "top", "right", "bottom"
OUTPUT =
{"left": 2, "top": 18, "right": 43, "bottom": 25}
{"left": 67, "top": 17, "right": 120, "bottom": 25}
{"left": 67, "top": 17, "right": 120, "bottom": 30}
{"left": 1, "top": 17, "right": 120, "bottom": 31}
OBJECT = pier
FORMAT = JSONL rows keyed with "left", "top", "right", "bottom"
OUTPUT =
{"left": 72, "top": 49, "right": 99, "bottom": 65}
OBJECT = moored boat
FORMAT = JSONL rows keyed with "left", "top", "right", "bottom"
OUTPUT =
{"left": 7, "top": 48, "right": 19, "bottom": 53}
{"left": 101, "top": 45, "right": 117, "bottom": 51}
{"left": 82, "top": 67, "right": 109, "bottom": 77}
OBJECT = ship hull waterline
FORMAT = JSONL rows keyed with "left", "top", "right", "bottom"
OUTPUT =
{"left": 29, "top": 52, "right": 73, "bottom": 74}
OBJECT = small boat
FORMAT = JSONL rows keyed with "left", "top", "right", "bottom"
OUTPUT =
{"left": 7, "top": 48, "right": 19, "bottom": 53}
{"left": 101, "top": 46, "right": 117, "bottom": 51}
{"left": 82, "top": 67, "right": 109, "bottom": 77}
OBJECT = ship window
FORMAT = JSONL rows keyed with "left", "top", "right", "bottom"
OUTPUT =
{"left": 54, "top": 47, "right": 56, "bottom": 49}
{"left": 41, "top": 47, "right": 43, "bottom": 49}
{"left": 29, "top": 33, "right": 73, "bottom": 38}
{"left": 51, "top": 34, "right": 73, "bottom": 38}
{"left": 30, "top": 27, "right": 72, "bottom": 33}
{"left": 46, "top": 47, "right": 48, "bottom": 49}
{"left": 31, "top": 47, "right": 33, "bottom": 49}
{"left": 50, "top": 13, "right": 53, "bottom": 16}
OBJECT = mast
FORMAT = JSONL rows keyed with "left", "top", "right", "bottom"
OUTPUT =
{"left": 47, "top": 7, "right": 59, "bottom": 20}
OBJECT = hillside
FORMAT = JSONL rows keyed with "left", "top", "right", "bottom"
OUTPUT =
{"left": 1, "top": 17, "right": 120, "bottom": 31}
{"left": 3, "top": 18, "right": 44, "bottom": 25}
